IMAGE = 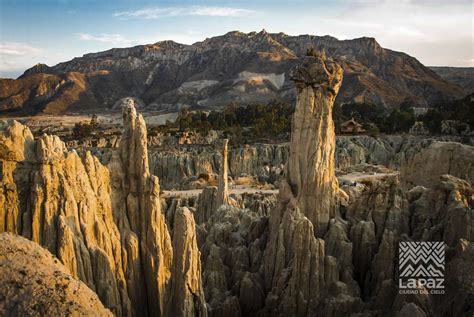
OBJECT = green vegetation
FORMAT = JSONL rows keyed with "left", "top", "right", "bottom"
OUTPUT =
{"left": 422, "top": 94, "right": 474, "bottom": 134}
{"left": 153, "top": 93, "right": 473, "bottom": 144}
{"left": 169, "top": 101, "right": 293, "bottom": 144}
{"left": 338, "top": 102, "right": 416, "bottom": 134}
{"left": 338, "top": 94, "right": 474, "bottom": 135}
{"left": 72, "top": 114, "right": 99, "bottom": 137}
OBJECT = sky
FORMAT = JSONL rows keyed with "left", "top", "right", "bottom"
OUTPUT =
{"left": 0, "top": 0, "right": 473, "bottom": 78}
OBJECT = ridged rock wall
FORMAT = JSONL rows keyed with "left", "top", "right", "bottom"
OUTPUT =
{"left": 400, "top": 141, "right": 474, "bottom": 188}
{"left": 0, "top": 120, "right": 131, "bottom": 315}
{"left": 147, "top": 136, "right": 473, "bottom": 190}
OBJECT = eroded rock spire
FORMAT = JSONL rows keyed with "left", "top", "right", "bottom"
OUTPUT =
{"left": 263, "top": 56, "right": 344, "bottom": 315}
{"left": 167, "top": 207, "right": 207, "bottom": 317}
{"left": 216, "top": 139, "right": 230, "bottom": 207}
{"left": 287, "top": 55, "right": 343, "bottom": 236}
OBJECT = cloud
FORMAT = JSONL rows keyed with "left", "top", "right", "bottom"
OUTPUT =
{"left": 0, "top": 42, "right": 41, "bottom": 56}
{"left": 78, "top": 33, "right": 133, "bottom": 45}
{"left": 114, "top": 6, "right": 255, "bottom": 19}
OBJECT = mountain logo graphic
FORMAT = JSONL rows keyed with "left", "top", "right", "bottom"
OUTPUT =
{"left": 398, "top": 241, "right": 445, "bottom": 293}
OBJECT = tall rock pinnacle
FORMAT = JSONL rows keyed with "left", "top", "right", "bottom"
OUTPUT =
{"left": 216, "top": 139, "right": 230, "bottom": 207}
{"left": 287, "top": 55, "right": 343, "bottom": 236}
{"left": 167, "top": 207, "right": 207, "bottom": 317}
{"left": 262, "top": 56, "right": 344, "bottom": 316}
{"left": 113, "top": 99, "right": 173, "bottom": 316}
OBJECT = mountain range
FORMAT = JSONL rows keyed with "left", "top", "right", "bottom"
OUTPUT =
{"left": 0, "top": 30, "right": 469, "bottom": 115}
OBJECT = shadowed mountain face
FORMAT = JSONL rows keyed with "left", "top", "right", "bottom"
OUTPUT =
{"left": 430, "top": 66, "right": 474, "bottom": 96}
{"left": 0, "top": 30, "right": 464, "bottom": 115}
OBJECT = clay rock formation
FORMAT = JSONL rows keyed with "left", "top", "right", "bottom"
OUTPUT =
{"left": 1, "top": 120, "right": 131, "bottom": 315}
{"left": 339, "top": 166, "right": 409, "bottom": 296}
{"left": 407, "top": 174, "right": 473, "bottom": 246}
{"left": 192, "top": 139, "right": 239, "bottom": 227}
{"left": 0, "top": 232, "right": 112, "bottom": 316}
{"left": 167, "top": 207, "right": 207, "bottom": 317}
{"left": 148, "top": 135, "right": 473, "bottom": 191}
{"left": 401, "top": 141, "right": 474, "bottom": 188}
{"left": 287, "top": 55, "right": 343, "bottom": 235}
{"left": 110, "top": 101, "right": 174, "bottom": 316}
{"left": 438, "top": 240, "right": 474, "bottom": 316}
{"left": 149, "top": 143, "right": 286, "bottom": 190}
{"left": 216, "top": 139, "right": 230, "bottom": 206}
{"left": 0, "top": 102, "right": 208, "bottom": 317}
{"left": 1, "top": 56, "right": 473, "bottom": 317}
{"left": 263, "top": 181, "right": 330, "bottom": 315}
{"left": 200, "top": 204, "right": 269, "bottom": 316}
{"left": 262, "top": 56, "right": 356, "bottom": 316}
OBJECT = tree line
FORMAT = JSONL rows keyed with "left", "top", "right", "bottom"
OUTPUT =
{"left": 73, "top": 94, "right": 473, "bottom": 143}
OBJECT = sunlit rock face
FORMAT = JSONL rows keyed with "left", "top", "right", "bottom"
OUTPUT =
{"left": 0, "top": 119, "right": 132, "bottom": 315}
{"left": 262, "top": 56, "right": 349, "bottom": 316}
{"left": 0, "top": 100, "right": 207, "bottom": 317}
{"left": 287, "top": 55, "right": 343, "bottom": 236}
{"left": 216, "top": 139, "right": 230, "bottom": 207}
{"left": 167, "top": 207, "right": 207, "bottom": 317}
{"left": 0, "top": 232, "right": 113, "bottom": 316}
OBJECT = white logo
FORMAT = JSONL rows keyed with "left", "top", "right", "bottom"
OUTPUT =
{"left": 398, "top": 241, "right": 445, "bottom": 295}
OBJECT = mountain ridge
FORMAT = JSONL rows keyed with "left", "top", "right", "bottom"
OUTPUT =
{"left": 0, "top": 30, "right": 465, "bottom": 115}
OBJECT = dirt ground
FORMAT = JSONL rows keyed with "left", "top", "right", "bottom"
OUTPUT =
{"left": 162, "top": 185, "right": 279, "bottom": 198}
{"left": 0, "top": 112, "right": 178, "bottom": 128}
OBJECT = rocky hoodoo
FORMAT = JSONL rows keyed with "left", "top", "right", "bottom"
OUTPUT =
{"left": 0, "top": 232, "right": 113, "bottom": 316}
{"left": 263, "top": 55, "right": 349, "bottom": 315}
{"left": 193, "top": 139, "right": 236, "bottom": 226}
{"left": 110, "top": 100, "right": 174, "bottom": 316}
{"left": 216, "top": 139, "right": 230, "bottom": 207}
{"left": 0, "top": 101, "right": 207, "bottom": 317}
{"left": 287, "top": 55, "right": 343, "bottom": 236}
{"left": 167, "top": 207, "right": 207, "bottom": 317}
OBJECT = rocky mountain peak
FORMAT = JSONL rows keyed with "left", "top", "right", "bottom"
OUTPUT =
{"left": 149, "top": 40, "right": 188, "bottom": 50}
{"left": 0, "top": 30, "right": 464, "bottom": 115}
{"left": 19, "top": 63, "right": 53, "bottom": 79}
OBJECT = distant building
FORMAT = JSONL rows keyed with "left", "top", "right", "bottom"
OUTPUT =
{"left": 412, "top": 107, "right": 429, "bottom": 116}
{"left": 341, "top": 118, "right": 365, "bottom": 134}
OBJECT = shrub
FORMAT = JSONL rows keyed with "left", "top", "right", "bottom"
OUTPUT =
{"left": 73, "top": 122, "right": 93, "bottom": 137}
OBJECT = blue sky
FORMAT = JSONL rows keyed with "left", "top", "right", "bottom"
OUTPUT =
{"left": 1, "top": 0, "right": 473, "bottom": 78}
